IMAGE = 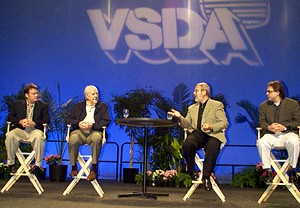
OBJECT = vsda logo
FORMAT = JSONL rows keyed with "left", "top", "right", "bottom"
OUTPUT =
{"left": 87, "top": 0, "right": 270, "bottom": 65}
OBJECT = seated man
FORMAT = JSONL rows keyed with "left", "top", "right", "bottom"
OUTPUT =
{"left": 66, "top": 85, "right": 111, "bottom": 181}
{"left": 168, "top": 82, "right": 228, "bottom": 191}
{"left": 257, "top": 80, "right": 300, "bottom": 183}
{"left": 5, "top": 83, "right": 50, "bottom": 174}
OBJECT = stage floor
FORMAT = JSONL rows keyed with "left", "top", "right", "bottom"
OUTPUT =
{"left": 0, "top": 179, "right": 299, "bottom": 208}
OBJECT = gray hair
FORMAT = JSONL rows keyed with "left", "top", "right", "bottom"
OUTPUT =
{"left": 84, "top": 85, "right": 98, "bottom": 97}
{"left": 196, "top": 82, "right": 211, "bottom": 97}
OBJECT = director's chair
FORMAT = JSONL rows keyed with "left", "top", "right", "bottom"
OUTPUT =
{"left": 1, "top": 122, "right": 47, "bottom": 194}
{"left": 257, "top": 127, "right": 300, "bottom": 204}
{"left": 183, "top": 128, "right": 226, "bottom": 202}
{"left": 63, "top": 125, "right": 106, "bottom": 197}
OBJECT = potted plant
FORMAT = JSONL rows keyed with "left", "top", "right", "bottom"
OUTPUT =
{"left": 45, "top": 154, "right": 68, "bottom": 182}
{"left": 40, "top": 84, "right": 78, "bottom": 182}
{"left": 112, "top": 88, "right": 164, "bottom": 183}
{"left": 0, "top": 162, "right": 10, "bottom": 180}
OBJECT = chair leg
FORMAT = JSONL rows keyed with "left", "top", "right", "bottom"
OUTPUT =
{"left": 258, "top": 154, "right": 300, "bottom": 204}
{"left": 183, "top": 153, "right": 225, "bottom": 202}
{"left": 183, "top": 183, "right": 201, "bottom": 201}
{"left": 63, "top": 153, "right": 104, "bottom": 197}
{"left": 1, "top": 149, "right": 44, "bottom": 194}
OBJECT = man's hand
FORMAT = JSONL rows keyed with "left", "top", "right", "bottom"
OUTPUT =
{"left": 202, "top": 123, "right": 212, "bottom": 132}
{"left": 19, "top": 118, "right": 35, "bottom": 128}
{"left": 79, "top": 121, "right": 92, "bottom": 131}
{"left": 19, "top": 118, "right": 29, "bottom": 128}
{"left": 168, "top": 109, "right": 182, "bottom": 119}
{"left": 268, "top": 123, "right": 286, "bottom": 134}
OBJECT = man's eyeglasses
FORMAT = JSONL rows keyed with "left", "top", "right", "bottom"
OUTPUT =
{"left": 266, "top": 90, "right": 275, "bottom": 93}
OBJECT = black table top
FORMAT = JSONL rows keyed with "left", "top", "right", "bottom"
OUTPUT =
{"left": 115, "top": 117, "right": 177, "bottom": 128}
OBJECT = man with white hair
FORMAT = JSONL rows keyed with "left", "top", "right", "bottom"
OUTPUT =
{"left": 66, "top": 85, "right": 111, "bottom": 181}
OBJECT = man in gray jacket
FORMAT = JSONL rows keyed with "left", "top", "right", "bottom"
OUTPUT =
{"left": 169, "top": 82, "right": 228, "bottom": 191}
{"left": 257, "top": 80, "right": 300, "bottom": 183}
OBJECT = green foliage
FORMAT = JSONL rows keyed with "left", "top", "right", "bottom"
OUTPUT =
{"left": 235, "top": 100, "right": 259, "bottom": 135}
{"left": 135, "top": 170, "right": 192, "bottom": 188}
{"left": 154, "top": 82, "right": 191, "bottom": 118}
{"left": 0, "top": 131, "right": 6, "bottom": 163}
{"left": 40, "top": 87, "right": 78, "bottom": 160}
{"left": 112, "top": 87, "right": 165, "bottom": 167}
{"left": 135, "top": 172, "right": 144, "bottom": 186}
{"left": 112, "top": 88, "right": 163, "bottom": 121}
{"left": 232, "top": 166, "right": 258, "bottom": 188}
{"left": 150, "top": 133, "right": 182, "bottom": 171}
{"left": 175, "top": 172, "right": 192, "bottom": 188}
{"left": 112, "top": 83, "right": 230, "bottom": 174}
{"left": 0, "top": 84, "right": 25, "bottom": 114}
{"left": 290, "top": 94, "right": 300, "bottom": 103}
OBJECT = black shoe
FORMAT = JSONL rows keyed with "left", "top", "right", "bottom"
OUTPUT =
{"left": 202, "top": 178, "right": 212, "bottom": 191}
{"left": 289, "top": 169, "right": 297, "bottom": 183}
{"left": 29, "top": 166, "right": 44, "bottom": 175}
{"left": 9, "top": 165, "right": 17, "bottom": 174}
{"left": 264, "top": 170, "right": 273, "bottom": 183}
{"left": 188, "top": 170, "right": 199, "bottom": 181}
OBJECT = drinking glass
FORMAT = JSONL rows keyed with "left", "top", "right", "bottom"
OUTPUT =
{"left": 123, "top": 109, "right": 129, "bottom": 118}
{"left": 167, "top": 113, "right": 173, "bottom": 120}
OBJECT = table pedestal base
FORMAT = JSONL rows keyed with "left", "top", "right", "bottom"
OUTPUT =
{"left": 118, "top": 192, "right": 169, "bottom": 199}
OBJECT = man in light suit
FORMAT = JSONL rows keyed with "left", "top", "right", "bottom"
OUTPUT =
{"left": 169, "top": 82, "right": 228, "bottom": 191}
{"left": 257, "top": 80, "right": 300, "bottom": 183}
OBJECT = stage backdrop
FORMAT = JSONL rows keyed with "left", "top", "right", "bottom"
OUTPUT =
{"left": 1, "top": 0, "right": 300, "bottom": 180}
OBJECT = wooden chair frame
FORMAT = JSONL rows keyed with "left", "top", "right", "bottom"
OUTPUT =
{"left": 1, "top": 122, "right": 47, "bottom": 194}
{"left": 257, "top": 127, "right": 300, "bottom": 204}
{"left": 183, "top": 128, "right": 226, "bottom": 202}
{"left": 63, "top": 125, "right": 106, "bottom": 197}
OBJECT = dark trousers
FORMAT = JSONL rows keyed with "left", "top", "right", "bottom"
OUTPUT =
{"left": 182, "top": 130, "right": 221, "bottom": 179}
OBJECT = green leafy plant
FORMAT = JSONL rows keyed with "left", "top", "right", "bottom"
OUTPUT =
{"left": 175, "top": 172, "right": 192, "bottom": 188}
{"left": 232, "top": 166, "right": 257, "bottom": 188}
{"left": 135, "top": 169, "right": 192, "bottom": 188}
{"left": 235, "top": 100, "right": 259, "bottom": 135}
{"left": 39, "top": 84, "right": 78, "bottom": 164}
{"left": 150, "top": 133, "right": 182, "bottom": 171}
{"left": 231, "top": 163, "right": 268, "bottom": 188}
{"left": 112, "top": 88, "right": 165, "bottom": 168}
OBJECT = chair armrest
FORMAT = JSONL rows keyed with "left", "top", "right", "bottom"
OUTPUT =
{"left": 183, "top": 128, "right": 188, "bottom": 140}
{"left": 66, "top": 124, "right": 71, "bottom": 142}
{"left": 43, "top": 124, "right": 47, "bottom": 139}
{"left": 256, "top": 127, "right": 262, "bottom": 140}
{"left": 6, "top": 121, "right": 11, "bottom": 135}
{"left": 6, "top": 121, "right": 47, "bottom": 139}
{"left": 65, "top": 125, "right": 107, "bottom": 144}
{"left": 102, "top": 126, "right": 107, "bottom": 145}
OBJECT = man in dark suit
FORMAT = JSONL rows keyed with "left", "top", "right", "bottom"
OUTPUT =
{"left": 66, "top": 85, "right": 111, "bottom": 181}
{"left": 257, "top": 80, "right": 300, "bottom": 183}
{"left": 5, "top": 83, "right": 50, "bottom": 174}
{"left": 168, "top": 82, "right": 228, "bottom": 191}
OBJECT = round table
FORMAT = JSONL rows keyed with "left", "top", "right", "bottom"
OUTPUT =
{"left": 115, "top": 118, "right": 177, "bottom": 199}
